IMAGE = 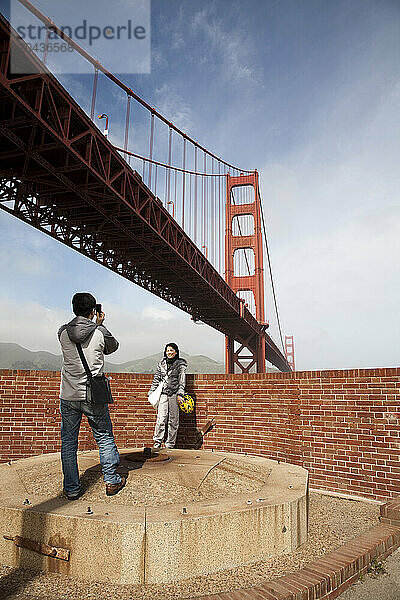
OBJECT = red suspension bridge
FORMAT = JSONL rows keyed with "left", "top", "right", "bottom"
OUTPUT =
{"left": 0, "top": 4, "right": 291, "bottom": 373}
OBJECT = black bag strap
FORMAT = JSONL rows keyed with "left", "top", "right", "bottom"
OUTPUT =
{"left": 76, "top": 343, "right": 92, "bottom": 380}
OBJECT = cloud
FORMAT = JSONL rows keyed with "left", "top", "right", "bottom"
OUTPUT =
{"left": 151, "top": 47, "right": 168, "bottom": 69}
{"left": 190, "top": 6, "right": 258, "bottom": 84}
{"left": 171, "top": 31, "right": 185, "bottom": 51}
{"left": 0, "top": 297, "right": 224, "bottom": 363}
{"left": 259, "top": 154, "right": 400, "bottom": 370}
{"left": 2, "top": 0, "right": 398, "bottom": 375}
{"left": 56, "top": 73, "right": 93, "bottom": 117}
{"left": 257, "top": 46, "right": 400, "bottom": 371}
{"left": 0, "top": 221, "right": 55, "bottom": 277}
{"left": 0, "top": 251, "right": 51, "bottom": 277}
{"left": 104, "top": 302, "right": 224, "bottom": 363}
{"left": 142, "top": 306, "right": 173, "bottom": 320}
{"left": 153, "top": 83, "right": 193, "bottom": 131}
{"left": 0, "top": 298, "right": 69, "bottom": 354}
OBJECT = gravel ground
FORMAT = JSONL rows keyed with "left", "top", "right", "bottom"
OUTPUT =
{"left": 0, "top": 492, "right": 379, "bottom": 600}
{"left": 339, "top": 547, "right": 400, "bottom": 600}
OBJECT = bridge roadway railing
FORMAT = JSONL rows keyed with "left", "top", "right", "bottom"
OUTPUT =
{"left": 0, "top": 14, "right": 290, "bottom": 372}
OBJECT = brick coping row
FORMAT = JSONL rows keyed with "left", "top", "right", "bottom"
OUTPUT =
{"left": 195, "top": 500, "right": 400, "bottom": 600}
{"left": 0, "top": 366, "right": 399, "bottom": 379}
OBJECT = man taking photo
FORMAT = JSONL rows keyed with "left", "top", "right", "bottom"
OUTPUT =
{"left": 58, "top": 292, "right": 126, "bottom": 500}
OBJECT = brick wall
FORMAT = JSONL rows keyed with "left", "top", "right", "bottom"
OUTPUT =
{"left": 0, "top": 367, "right": 399, "bottom": 501}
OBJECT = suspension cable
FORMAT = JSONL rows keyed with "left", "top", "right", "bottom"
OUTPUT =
{"left": 258, "top": 182, "right": 285, "bottom": 352}
{"left": 16, "top": 0, "right": 253, "bottom": 174}
{"left": 115, "top": 146, "right": 229, "bottom": 177}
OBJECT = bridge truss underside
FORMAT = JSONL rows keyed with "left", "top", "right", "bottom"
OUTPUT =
{"left": 0, "top": 16, "right": 290, "bottom": 372}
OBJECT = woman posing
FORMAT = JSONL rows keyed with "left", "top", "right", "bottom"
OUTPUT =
{"left": 149, "top": 343, "right": 187, "bottom": 450}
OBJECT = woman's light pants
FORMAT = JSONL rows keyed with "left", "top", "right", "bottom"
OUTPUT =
{"left": 153, "top": 393, "right": 179, "bottom": 448}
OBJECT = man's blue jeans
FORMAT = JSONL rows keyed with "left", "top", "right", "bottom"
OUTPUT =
{"left": 60, "top": 399, "right": 122, "bottom": 494}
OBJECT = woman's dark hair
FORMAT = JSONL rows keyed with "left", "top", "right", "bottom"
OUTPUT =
{"left": 72, "top": 292, "right": 96, "bottom": 317}
{"left": 164, "top": 342, "right": 179, "bottom": 358}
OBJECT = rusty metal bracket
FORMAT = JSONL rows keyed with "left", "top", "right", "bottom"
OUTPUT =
{"left": 4, "top": 535, "right": 70, "bottom": 561}
{"left": 194, "top": 417, "right": 217, "bottom": 449}
{"left": 201, "top": 417, "right": 216, "bottom": 437}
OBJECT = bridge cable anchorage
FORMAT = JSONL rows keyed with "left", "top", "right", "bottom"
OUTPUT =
{"left": 258, "top": 181, "right": 285, "bottom": 353}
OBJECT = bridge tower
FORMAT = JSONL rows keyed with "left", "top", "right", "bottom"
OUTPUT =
{"left": 284, "top": 335, "right": 295, "bottom": 371}
{"left": 225, "top": 171, "right": 267, "bottom": 373}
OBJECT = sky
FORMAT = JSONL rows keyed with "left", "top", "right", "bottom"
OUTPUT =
{"left": 0, "top": 0, "right": 399, "bottom": 370}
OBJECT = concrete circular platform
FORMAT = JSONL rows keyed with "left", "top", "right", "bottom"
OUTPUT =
{"left": 0, "top": 449, "right": 308, "bottom": 584}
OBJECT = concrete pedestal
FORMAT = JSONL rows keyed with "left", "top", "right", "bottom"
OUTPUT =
{"left": 0, "top": 449, "right": 308, "bottom": 584}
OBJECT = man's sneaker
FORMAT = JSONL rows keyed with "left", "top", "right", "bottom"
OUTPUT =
{"left": 106, "top": 476, "right": 127, "bottom": 496}
{"left": 152, "top": 443, "right": 162, "bottom": 450}
{"left": 64, "top": 489, "right": 82, "bottom": 501}
{"left": 165, "top": 445, "right": 174, "bottom": 449}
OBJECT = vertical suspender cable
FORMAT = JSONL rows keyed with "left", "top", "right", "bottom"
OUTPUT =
{"left": 42, "top": 28, "right": 50, "bottom": 65}
{"left": 174, "top": 164, "right": 177, "bottom": 219}
{"left": 188, "top": 144, "right": 192, "bottom": 237}
{"left": 182, "top": 138, "right": 186, "bottom": 230}
{"left": 166, "top": 127, "right": 172, "bottom": 205}
{"left": 194, "top": 146, "right": 198, "bottom": 243}
{"left": 90, "top": 68, "right": 99, "bottom": 121}
{"left": 124, "top": 95, "right": 131, "bottom": 154}
{"left": 219, "top": 161, "right": 222, "bottom": 274}
{"left": 148, "top": 113, "right": 154, "bottom": 188}
{"left": 189, "top": 170, "right": 192, "bottom": 238}
{"left": 203, "top": 152, "right": 207, "bottom": 251}
{"left": 211, "top": 158, "right": 215, "bottom": 266}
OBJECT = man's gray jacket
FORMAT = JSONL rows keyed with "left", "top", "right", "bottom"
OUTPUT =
{"left": 58, "top": 316, "right": 119, "bottom": 402}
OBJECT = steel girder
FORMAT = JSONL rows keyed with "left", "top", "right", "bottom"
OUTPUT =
{"left": 0, "top": 14, "right": 291, "bottom": 372}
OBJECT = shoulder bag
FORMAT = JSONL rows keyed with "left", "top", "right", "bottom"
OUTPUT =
{"left": 76, "top": 343, "right": 113, "bottom": 404}
{"left": 148, "top": 373, "right": 168, "bottom": 409}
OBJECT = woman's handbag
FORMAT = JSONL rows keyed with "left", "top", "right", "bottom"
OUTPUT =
{"left": 76, "top": 343, "right": 113, "bottom": 404}
{"left": 148, "top": 380, "right": 164, "bottom": 408}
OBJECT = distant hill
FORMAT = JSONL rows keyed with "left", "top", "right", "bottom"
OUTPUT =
{"left": 0, "top": 343, "right": 225, "bottom": 374}
{"left": 0, "top": 342, "right": 62, "bottom": 371}
{"left": 106, "top": 351, "right": 225, "bottom": 374}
